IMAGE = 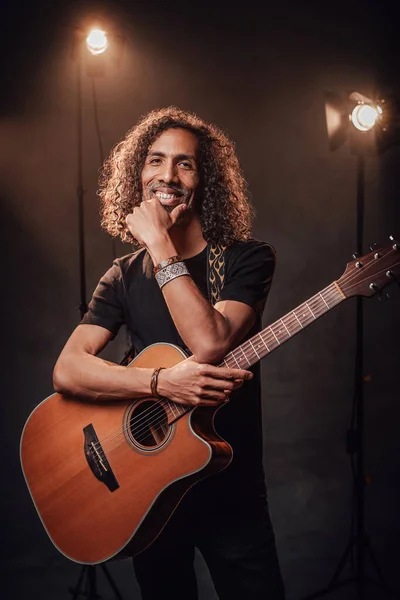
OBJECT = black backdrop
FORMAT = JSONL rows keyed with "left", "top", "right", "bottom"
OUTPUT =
{"left": 1, "top": 1, "right": 400, "bottom": 599}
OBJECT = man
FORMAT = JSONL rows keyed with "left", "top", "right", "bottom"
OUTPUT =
{"left": 53, "top": 107, "right": 286, "bottom": 599}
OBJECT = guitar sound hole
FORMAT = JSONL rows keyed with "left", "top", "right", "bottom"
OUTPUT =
{"left": 129, "top": 400, "right": 170, "bottom": 448}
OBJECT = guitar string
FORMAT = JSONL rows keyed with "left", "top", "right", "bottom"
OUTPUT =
{"left": 91, "top": 254, "right": 396, "bottom": 455}
{"left": 90, "top": 283, "right": 341, "bottom": 450}
{"left": 91, "top": 289, "right": 346, "bottom": 454}
{"left": 91, "top": 284, "right": 343, "bottom": 453}
{"left": 91, "top": 270, "right": 384, "bottom": 456}
{"left": 91, "top": 250, "right": 399, "bottom": 454}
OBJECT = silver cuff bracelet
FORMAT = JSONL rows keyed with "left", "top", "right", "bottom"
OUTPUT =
{"left": 155, "top": 261, "right": 190, "bottom": 289}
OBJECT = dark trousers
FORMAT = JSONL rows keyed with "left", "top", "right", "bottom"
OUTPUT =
{"left": 133, "top": 495, "right": 286, "bottom": 600}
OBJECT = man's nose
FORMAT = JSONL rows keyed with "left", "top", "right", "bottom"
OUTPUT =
{"left": 160, "top": 160, "right": 179, "bottom": 183}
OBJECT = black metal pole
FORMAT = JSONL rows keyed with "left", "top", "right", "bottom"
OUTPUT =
{"left": 77, "top": 46, "right": 87, "bottom": 319}
{"left": 299, "top": 152, "right": 400, "bottom": 600}
{"left": 355, "top": 154, "right": 365, "bottom": 599}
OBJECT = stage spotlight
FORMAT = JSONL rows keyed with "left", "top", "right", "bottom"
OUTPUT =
{"left": 349, "top": 92, "right": 383, "bottom": 131}
{"left": 86, "top": 29, "right": 108, "bottom": 55}
{"left": 324, "top": 90, "right": 398, "bottom": 153}
{"left": 350, "top": 100, "right": 383, "bottom": 132}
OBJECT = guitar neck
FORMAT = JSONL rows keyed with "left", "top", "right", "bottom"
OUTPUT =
{"left": 219, "top": 280, "right": 346, "bottom": 370}
{"left": 162, "top": 279, "right": 346, "bottom": 424}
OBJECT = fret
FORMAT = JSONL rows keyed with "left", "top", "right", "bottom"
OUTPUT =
{"left": 298, "top": 307, "right": 313, "bottom": 321}
{"left": 249, "top": 339, "right": 260, "bottom": 360}
{"left": 165, "top": 400, "right": 189, "bottom": 427}
{"left": 230, "top": 353, "right": 241, "bottom": 368}
{"left": 254, "top": 336, "right": 270, "bottom": 355}
{"left": 272, "top": 322, "right": 290, "bottom": 344}
{"left": 280, "top": 318, "right": 291, "bottom": 337}
{"left": 270, "top": 327, "right": 281, "bottom": 345}
{"left": 168, "top": 401, "right": 177, "bottom": 418}
{"left": 259, "top": 335, "right": 270, "bottom": 352}
{"left": 305, "top": 301, "right": 316, "bottom": 319}
{"left": 319, "top": 291, "right": 330, "bottom": 309}
{"left": 292, "top": 310, "right": 303, "bottom": 328}
{"left": 160, "top": 280, "right": 348, "bottom": 431}
{"left": 239, "top": 346, "right": 251, "bottom": 366}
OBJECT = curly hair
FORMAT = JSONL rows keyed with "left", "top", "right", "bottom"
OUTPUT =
{"left": 99, "top": 106, "right": 254, "bottom": 246}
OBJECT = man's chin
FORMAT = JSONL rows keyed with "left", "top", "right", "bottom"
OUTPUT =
{"left": 160, "top": 197, "right": 192, "bottom": 213}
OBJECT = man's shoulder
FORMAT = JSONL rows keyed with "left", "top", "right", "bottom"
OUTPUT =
{"left": 114, "top": 247, "right": 147, "bottom": 274}
{"left": 226, "top": 238, "right": 276, "bottom": 261}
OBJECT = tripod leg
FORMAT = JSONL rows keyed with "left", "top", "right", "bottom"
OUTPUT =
{"left": 101, "top": 564, "right": 124, "bottom": 600}
{"left": 70, "top": 565, "right": 88, "bottom": 600}
{"left": 327, "top": 537, "right": 354, "bottom": 587}
{"left": 364, "top": 536, "right": 385, "bottom": 584}
{"left": 87, "top": 565, "right": 102, "bottom": 600}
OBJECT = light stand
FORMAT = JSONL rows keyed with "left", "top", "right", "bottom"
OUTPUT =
{"left": 75, "top": 25, "right": 123, "bottom": 319}
{"left": 69, "top": 564, "right": 124, "bottom": 600}
{"left": 70, "top": 26, "right": 125, "bottom": 600}
{"left": 300, "top": 93, "right": 400, "bottom": 600}
{"left": 76, "top": 43, "right": 87, "bottom": 320}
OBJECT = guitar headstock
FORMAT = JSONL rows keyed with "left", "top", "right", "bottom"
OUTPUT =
{"left": 337, "top": 239, "right": 400, "bottom": 299}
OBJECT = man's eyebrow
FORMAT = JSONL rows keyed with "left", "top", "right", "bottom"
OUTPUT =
{"left": 147, "top": 150, "right": 197, "bottom": 162}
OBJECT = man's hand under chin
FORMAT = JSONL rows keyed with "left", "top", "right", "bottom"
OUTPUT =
{"left": 125, "top": 196, "right": 188, "bottom": 250}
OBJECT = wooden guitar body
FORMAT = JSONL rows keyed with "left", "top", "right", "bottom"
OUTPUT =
{"left": 21, "top": 244, "right": 400, "bottom": 564}
{"left": 20, "top": 343, "right": 233, "bottom": 564}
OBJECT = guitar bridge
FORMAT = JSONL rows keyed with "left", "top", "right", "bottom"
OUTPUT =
{"left": 83, "top": 424, "right": 119, "bottom": 492}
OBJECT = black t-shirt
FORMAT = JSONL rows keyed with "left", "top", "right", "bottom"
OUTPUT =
{"left": 82, "top": 239, "right": 275, "bottom": 510}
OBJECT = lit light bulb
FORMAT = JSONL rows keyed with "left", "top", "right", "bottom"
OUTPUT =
{"left": 350, "top": 103, "right": 382, "bottom": 132}
{"left": 86, "top": 29, "right": 108, "bottom": 55}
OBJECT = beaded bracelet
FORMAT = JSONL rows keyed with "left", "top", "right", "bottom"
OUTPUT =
{"left": 155, "top": 261, "right": 190, "bottom": 289}
{"left": 153, "top": 255, "right": 182, "bottom": 275}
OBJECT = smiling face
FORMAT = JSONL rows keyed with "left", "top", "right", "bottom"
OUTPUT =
{"left": 141, "top": 127, "right": 201, "bottom": 212}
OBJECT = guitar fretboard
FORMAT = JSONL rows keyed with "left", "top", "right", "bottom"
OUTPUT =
{"left": 221, "top": 281, "right": 344, "bottom": 369}
{"left": 163, "top": 280, "right": 345, "bottom": 424}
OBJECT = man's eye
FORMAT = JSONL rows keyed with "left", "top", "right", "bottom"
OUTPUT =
{"left": 149, "top": 158, "right": 161, "bottom": 164}
{"left": 180, "top": 162, "right": 192, "bottom": 168}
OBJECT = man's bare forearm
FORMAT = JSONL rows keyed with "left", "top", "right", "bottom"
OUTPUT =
{"left": 53, "top": 352, "right": 153, "bottom": 402}
{"left": 147, "top": 235, "right": 231, "bottom": 363}
{"left": 146, "top": 235, "right": 254, "bottom": 364}
{"left": 162, "top": 276, "right": 231, "bottom": 363}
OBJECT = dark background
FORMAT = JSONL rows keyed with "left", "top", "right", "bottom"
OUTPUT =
{"left": 1, "top": 1, "right": 400, "bottom": 599}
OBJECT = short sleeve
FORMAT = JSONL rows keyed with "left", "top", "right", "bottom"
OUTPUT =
{"left": 80, "top": 261, "right": 125, "bottom": 337}
{"left": 219, "top": 240, "right": 276, "bottom": 315}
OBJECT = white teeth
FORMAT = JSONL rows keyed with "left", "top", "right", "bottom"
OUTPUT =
{"left": 155, "top": 191, "right": 177, "bottom": 200}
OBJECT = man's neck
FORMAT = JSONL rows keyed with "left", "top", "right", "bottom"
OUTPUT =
{"left": 170, "top": 213, "right": 207, "bottom": 259}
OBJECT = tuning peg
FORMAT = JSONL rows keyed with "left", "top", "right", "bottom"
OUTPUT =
{"left": 369, "top": 242, "right": 377, "bottom": 251}
{"left": 352, "top": 252, "right": 360, "bottom": 259}
{"left": 389, "top": 235, "right": 399, "bottom": 250}
{"left": 387, "top": 270, "right": 400, "bottom": 288}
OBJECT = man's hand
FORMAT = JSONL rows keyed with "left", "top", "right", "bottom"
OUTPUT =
{"left": 125, "top": 198, "right": 188, "bottom": 248}
{"left": 156, "top": 357, "right": 253, "bottom": 407}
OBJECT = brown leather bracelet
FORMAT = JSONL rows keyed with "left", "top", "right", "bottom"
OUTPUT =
{"left": 150, "top": 367, "right": 165, "bottom": 399}
{"left": 153, "top": 255, "right": 182, "bottom": 275}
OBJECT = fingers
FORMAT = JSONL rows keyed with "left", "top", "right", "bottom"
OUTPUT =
{"left": 169, "top": 203, "right": 188, "bottom": 224}
{"left": 192, "top": 398, "right": 228, "bottom": 406}
{"left": 200, "top": 377, "right": 238, "bottom": 392}
{"left": 198, "top": 388, "right": 230, "bottom": 402}
{"left": 190, "top": 391, "right": 230, "bottom": 407}
{"left": 197, "top": 364, "right": 253, "bottom": 382}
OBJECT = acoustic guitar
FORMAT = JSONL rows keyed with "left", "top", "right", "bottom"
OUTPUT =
{"left": 20, "top": 243, "right": 400, "bottom": 564}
